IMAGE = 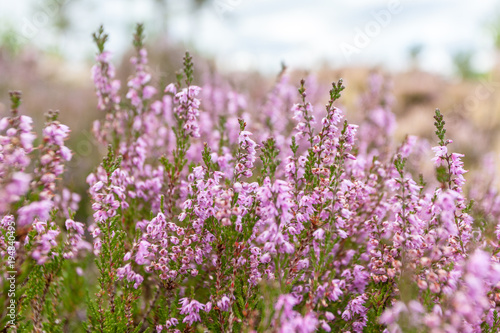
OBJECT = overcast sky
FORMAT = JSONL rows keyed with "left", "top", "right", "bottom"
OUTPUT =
{"left": 1, "top": 0, "right": 499, "bottom": 75}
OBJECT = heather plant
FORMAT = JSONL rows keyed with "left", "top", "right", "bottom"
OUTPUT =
{"left": 0, "top": 92, "right": 88, "bottom": 332}
{"left": 3, "top": 24, "right": 500, "bottom": 333}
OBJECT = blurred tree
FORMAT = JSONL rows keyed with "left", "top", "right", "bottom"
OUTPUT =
{"left": 408, "top": 43, "right": 423, "bottom": 71}
{"left": 191, "top": 0, "right": 211, "bottom": 10}
{"left": 486, "top": 12, "right": 500, "bottom": 71}
{"left": 489, "top": 15, "right": 500, "bottom": 50}
{"left": 453, "top": 51, "right": 479, "bottom": 79}
{"left": 0, "top": 27, "right": 23, "bottom": 55}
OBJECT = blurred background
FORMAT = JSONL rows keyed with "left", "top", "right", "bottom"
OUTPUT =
{"left": 2, "top": 0, "right": 500, "bottom": 196}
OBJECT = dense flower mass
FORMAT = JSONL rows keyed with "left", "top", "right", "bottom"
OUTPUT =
{"left": 3, "top": 24, "right": 500, "bottom": 332}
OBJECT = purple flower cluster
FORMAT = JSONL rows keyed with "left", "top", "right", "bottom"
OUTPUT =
{"left": 0, "top": 107, "right": 34, "bottom": 214}
{"left": 0, "top": 95, "right": 87, "bottom": 271}
{"left": 6, "top": 26, "right": 500, "bottom": 333}
{"left": 83, "top": 34, "right": 500, "bottom": 331}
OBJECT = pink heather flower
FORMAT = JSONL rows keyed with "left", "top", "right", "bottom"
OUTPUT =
{"left": 379, "top": 302, "right": 407, "bottom": 325}
{"left": 217, "top": 295, "right": 231, "bottom": 311}
{"left": 275, "top": 294, "right": 318, "bottom": 333}
{"left": 143, "top": 85, "right": 157, "bottom": 99}
{"left": 178, "top": 212, "right": 187, "bottom": 221}
{"left": 342, "top": 294, "right": 368, "bottom": 330}
{"left": 133, "top": 274, "right": 143, "bottom": 289}
{"left": 92, "top": 181, "right": 104, "bottom": 192}
{"left": 34, "top": 220, "right": 47, "bottom": 234}
{"left": 65, "top": 219, "right": 85, "bottom": 235}
{"left": 344, "top": 124, "right": 359, "bottom": 147}
{"left": 370, "top": 107, "right": 396, "bottom": 133}
{"left": 165, "top": 83, "right": 176, "bottom": 94}
{"left": 275, "top": 294, "right": 298, "bottom": 319}
{"left": 352, "top": 265, "right": 369, "bottom": 293}
{"left": 20, "top": 132, "right": 36, "bottom": 150}
{"left": 260, "top": 252, "right": 271, "bottom": 263}
{"left": 135, "top": 240, "right": 151, "bottom": 265}
{"left": 192, "top": 166, "right": 205, "bottom": 179}
{"left": 205, "top": 302, "right": 212, "bottom": 312}
{"left": 19, "top": 115, "right": 33, "bottom": 130}
{"left": 467, "top": 250, "right": 490, "bottom": 276}
{"left": 179, "top": 298, "right": 205, "bottom": 325}
{"left": 17, "top": 200, "right": 53, "bottom": 227}
{"left": 296, "top": 258, "right": 309, "bottom": 271}
{"left": 0, "top": 117, "right": 9, "bottom": 130}
{"left": 320, "top": 320, "right": 331, "bottom": 332}
{"left": 43, "top": 123, "right": 70, "bottom": 146}
{"left": 313, "top": 228, "right": 325, "bottom": 240}
{"left": 165, "top": 318, "right": 178, "bottom": 328}
{"left": 8, "top": 172, "right": 31, "bottom": 197}
{"left": 31, "top": 226, "right": 61, "bottom": 265}
{"left": 431, "top": 145, "right": 447, "bottom": 166}
{"left": 280, "top": 241, "right": 294, "bottom": 254}
{"left": 174, "top": 86, "right": 201, "bottom": 138}
{"left": 399, "top": 135, "right": 418, "bottom": 157}
{"left": 408, "top": 300, "right": 424, "bottom": 314}
{"left": 60, "top": 146, "right": 72, "bottom": 161}
{"left": 188, "top": 85, "right": 201, "bottom": 96}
